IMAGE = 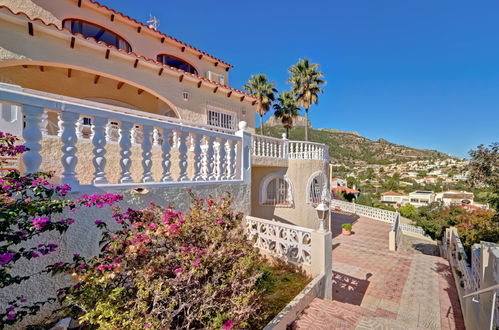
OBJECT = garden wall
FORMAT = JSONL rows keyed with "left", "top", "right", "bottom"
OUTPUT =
{"left": 0, "top": 183, "right": 250, "bottom": 327}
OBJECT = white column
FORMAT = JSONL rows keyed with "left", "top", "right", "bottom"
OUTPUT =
{"left": 59, "top": 111, "right": 80, "bottom": 187}
{"left": 219, "top": 137, "right": 228, "bottom": 180}
{"left": 161, "top": 127, "right": 172, "bottom": 182}
{"left": 75, "top": 117, "right": 83, "bottom": 139}
{"left": 192, "top": 132, "right": 204, "bottom": 181}
{"left": 311, "top": 230, "right": 333, "bottom": 300}
{"left": 205, "top": 135, "right": 216, "bottom": 180}
{"left": 235, "top": 121, "right": 251, "bottom": 183}
{"left": 228, "top": 139, "right": 237, "bottom": 179}
{"left": 177, "top": 130, "right": 189, "bottom": 181}
{"left": 152, "top": 128, "right": 159, "bottom": 146}
{"left": 119, "top": 121, "right": 134, "bottom": 184}
{"left": 141, "top": 125, "right": 154, "bottom": 182}
{"left": 91, "top": 116, "right": 108, "bottom": 184}
{"left": 21, "top": 105, "right": 44, "bottom": 174}
{"left": 40, "top": 110, "right": 48, "bottom": 136}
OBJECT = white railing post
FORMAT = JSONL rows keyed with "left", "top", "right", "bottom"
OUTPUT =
{"left": 192, "top": 132, "right": 204, "bottom": 181}
{"left": 282, "top": 133, "right": 289, "bottom": 159}
{"left": 235, "top": 121, "right": 251, "bottom": 183}
{"left": 177, "top": 130, "right": 189, "bottom": 181}
{"left": 59, "top": 111, "right": 80, "bottom": 187}
{"left": 119, "top": 121, "right": 134, "bottom": 184}
{"left": 141, "top": 125, "right": 154, "bottom": 182}
{"left": 160, "top": 127, "right": 172, "bottom": 182}
{"left": 91, "top": 116, "right": 108, "bottom": 184}
{"left": 205, "top": 135, "right": 216, "bottom": 180}
{"left": 311, "top": 230, "right": 333, "bottom": 300}
{"left": 219, "top": 137, "right": 228, "bottom": 180}
{"left": 21, "top": 105, "right": 44, "bottom": 174}
{"left": 228, "top": 139, "right": 237, "bottom": 179}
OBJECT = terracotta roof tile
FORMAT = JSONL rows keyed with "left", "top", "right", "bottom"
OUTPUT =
{"left": 86, "top": 0, "right": 233, "bottom": 68}
{"left": 0, "top": 6, "right": 255, "bottom": 100}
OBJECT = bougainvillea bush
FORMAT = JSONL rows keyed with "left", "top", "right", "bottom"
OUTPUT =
{"left": 0, "top": 132, "right": 122, "bottom": 327}
{"left": 56, "top": 194, "right": 264, "bottom": 329}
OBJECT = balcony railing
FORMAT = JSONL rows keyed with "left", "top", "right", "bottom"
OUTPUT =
{"left": 251, "top": 134, "right": 329, "bottom": 161}
{"left": 0, "top": 83, "right": 251, "bottom": 191}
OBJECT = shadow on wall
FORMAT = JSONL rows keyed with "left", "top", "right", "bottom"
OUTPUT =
{"left": 330, "top": 211, "right": 360, "bottom": 240}
{"left": 332, "top": 271, "right": 372, "bottom": 306}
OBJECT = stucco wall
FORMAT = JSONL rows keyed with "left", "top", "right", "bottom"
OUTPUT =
{"left": 0, "top": 14, "right": 256, "bottom": 127}
{"left": 0, "top": 183, "right": 250, "bottom": 327}
{"left": 251, "top": 159, "right": 329, "bottom": 230}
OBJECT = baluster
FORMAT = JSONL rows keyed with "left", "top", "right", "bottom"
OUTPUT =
{"left": 119, "top": 121, "right": 134, "bottom": 183}
{"left": 265, "top": 140, "right": 269, "bottom": 157}
{"left": 75, "top": 117, "right": 83, "bottom": 139}
{"left": 91, "top": 117, "right": 108, "bottom": 184}
{"left": 228, "top": 139, "right": 237, "bottom": 179}
{"left": 130, "top": 126, "right": 137, "bottom": 145}
{"left": 216, "top": 137, "right": 227, "bottom": 180}
{"left": 205, "top": 135, "right": 216, "bottom": 180}
{"left": 59, "top": 111, "right": 80, "bottom": 186}
{"left": 22, "top": 105, "right": 44, "bottom": 174}
{"left": 105, "top": 122, "right": 112, "bottom": 142}
{"left": 40, "top": 110, "right": 48, "bottom": 136}
{"left": 192, "top": 132, "right": 204, "bottom": 181}
{"left": 141, "top": 125, "right": 154, "bottom": 182}
{"left": 161, "top": 127, "right": 172, "bottom": 182}
{"left": 177, "top": 130, "right": 189, "bottom": 181}
{"left": 252, "top": 138, "right": 256, "bottom": 156}
{"left": 257, "top": 138, "right": 261, "bottom": 156}
{"left": 152, "top": 128, "right": 159, "bottom": 146}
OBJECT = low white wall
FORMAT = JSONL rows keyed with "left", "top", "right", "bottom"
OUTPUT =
{"left": 264, "top": 274, "right": 325, "bottom": 330}
{"left": 0, "top": 183, "right": 250, "bottom": 327}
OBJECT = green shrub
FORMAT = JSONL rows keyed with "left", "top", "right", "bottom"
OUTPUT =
{"left": 342, "top": 223, "right": 352, "bottom": 231}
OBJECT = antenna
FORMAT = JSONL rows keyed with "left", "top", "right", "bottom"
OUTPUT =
{"left": 147, "top": 14, "right": 160, "bottom": 30}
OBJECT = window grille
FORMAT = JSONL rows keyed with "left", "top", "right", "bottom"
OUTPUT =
{"left": 207, "top": 108, "right": 235, "bottom": 130}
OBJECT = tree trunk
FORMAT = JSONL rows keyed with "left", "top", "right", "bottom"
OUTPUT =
{"left": 260, "top": 115, "right": 264, "bottom": 135}
{"left": 305, "top": 108, "right": 309, "bottom": 141}
{"left": 286, "top": 127, "right": 289, "bottom": 139}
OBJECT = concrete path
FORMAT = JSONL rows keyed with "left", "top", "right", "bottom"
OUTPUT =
{"left": 294, "top": 212, "right": 465, "bottom": 330}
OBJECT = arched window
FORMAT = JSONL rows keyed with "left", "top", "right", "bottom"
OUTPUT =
{"left": 307, "top": 171, "right": 328, "bottom": 204}
{"left": 260, "top": 173, "right": 293, "bottom": 206}
{"left": 157, "top": 54, "right": 198, "bottom": 75}
{"left": 63, "top": 19, "right": 132, "bottom": 52}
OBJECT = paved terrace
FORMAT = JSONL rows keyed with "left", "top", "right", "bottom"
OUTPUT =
{"left": 294, "top": 212, "right": 465, "bottom": 330}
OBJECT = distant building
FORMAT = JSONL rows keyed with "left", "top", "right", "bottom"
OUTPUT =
{"left": 408, "top": 191, "right": 436, "bottom": 207}
{"left": 380, "top": 191, "right": 408, "bottom": 206}
{"left": 331, "top": 178, "right": 347, "bottom": 188}
{"left": 436, "top": 191, "right": 474, "bottom": 206}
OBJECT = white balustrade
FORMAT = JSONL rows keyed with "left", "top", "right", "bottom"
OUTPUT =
{"left": 251, "top": 134, "right": 287, "bottom": 159}
{"left": 246, "top": 216, "right": 312, "bottom": 265}
{"left": 59, "top": 111, "right": 80, "bottom": 187}
{"left": 21, "top": 105, "right": 44, "bottom": 174}
{"left": 251, "top": 135, "right": 328, "bottom": 161}
{"left": 91, "top": 116, "right": 108, "bottom": 184}
{"left": 0, "top": 84, "right": 248, "bottom": 191}
{"left": 141, "top": 125, "right": 154, "bottom": 183}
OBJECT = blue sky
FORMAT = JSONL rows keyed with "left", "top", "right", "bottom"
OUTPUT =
{"left": 102, "top": 0, "right": 499, "bottom": 158}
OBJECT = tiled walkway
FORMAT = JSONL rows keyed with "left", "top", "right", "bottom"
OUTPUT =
{"left": 294, "top": 212, "right": 465, "bottom": 330}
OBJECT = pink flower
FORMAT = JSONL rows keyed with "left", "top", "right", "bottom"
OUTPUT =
{"left": 97, "top": 265, "right": 107, "bottom": 271}
{"left": 222, "top": 319, "right": 234, "bottom": 330}
{"left": 147, "top": 223, "right": 158, "bottom": 230}
{"left": 31, "top": 217, "right": 50, "bottom": 230}
{"left": 216, "top": 219, "right": 224, "bottom": 225}
{"left": 174, "top": 268, "right": 182, "bottom": 274}
{"left": 95, "top": 220, "right": 104, "bottom": 225}
{"left": 191, "top": 259, "right": 201, "bottom": 267}
{"left": 0, "top": 253, "right": 14, "bottom": 265}
{"left": 6, "top": 313, "right": 16, "bottom": 321}
{"left": 143, "top": 322, "right": 152, "bottom": 328}
{"left": 31, "top": 252, "right": 39, "bottom": 258}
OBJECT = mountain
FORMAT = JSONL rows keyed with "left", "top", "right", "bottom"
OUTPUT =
{"left": 262, "top": 124, "right": 456, "bottom": 166}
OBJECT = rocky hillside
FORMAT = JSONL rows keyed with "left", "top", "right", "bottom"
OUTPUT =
{"left": 262, "top": 125, "right": 455, "bottom": 166}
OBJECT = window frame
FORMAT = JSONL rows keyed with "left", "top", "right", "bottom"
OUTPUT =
{"left": 156, "top": 54, "right": 198, "bottom": 75}
{"left": 259, "top": 173, "right": 294, "bottom": 207}
{"left": 306, "top": 171, "right": 328, "bottom": 205}
{"left": 62, "top": 18, "right": 132, "bottom": 52}
{"left": 206, "top": 105, "right": 237, "bottom": 130}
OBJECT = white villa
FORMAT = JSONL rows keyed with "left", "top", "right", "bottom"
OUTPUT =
{"left": 0, "top": 1, "right": 497, "bottom": 329}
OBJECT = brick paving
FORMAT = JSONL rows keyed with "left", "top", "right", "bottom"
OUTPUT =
{"left": 294, "top": 212, "right": 465, "bottom": 330}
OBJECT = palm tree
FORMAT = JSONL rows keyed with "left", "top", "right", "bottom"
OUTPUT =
{"left": 273, "top": 91, "right": 300, "bottom": 138}
{"left": 244, "top": 74, "right": 277, "bottom": 135}
{"left": 288, "top": 59, "right": 325, "bottom": 141}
